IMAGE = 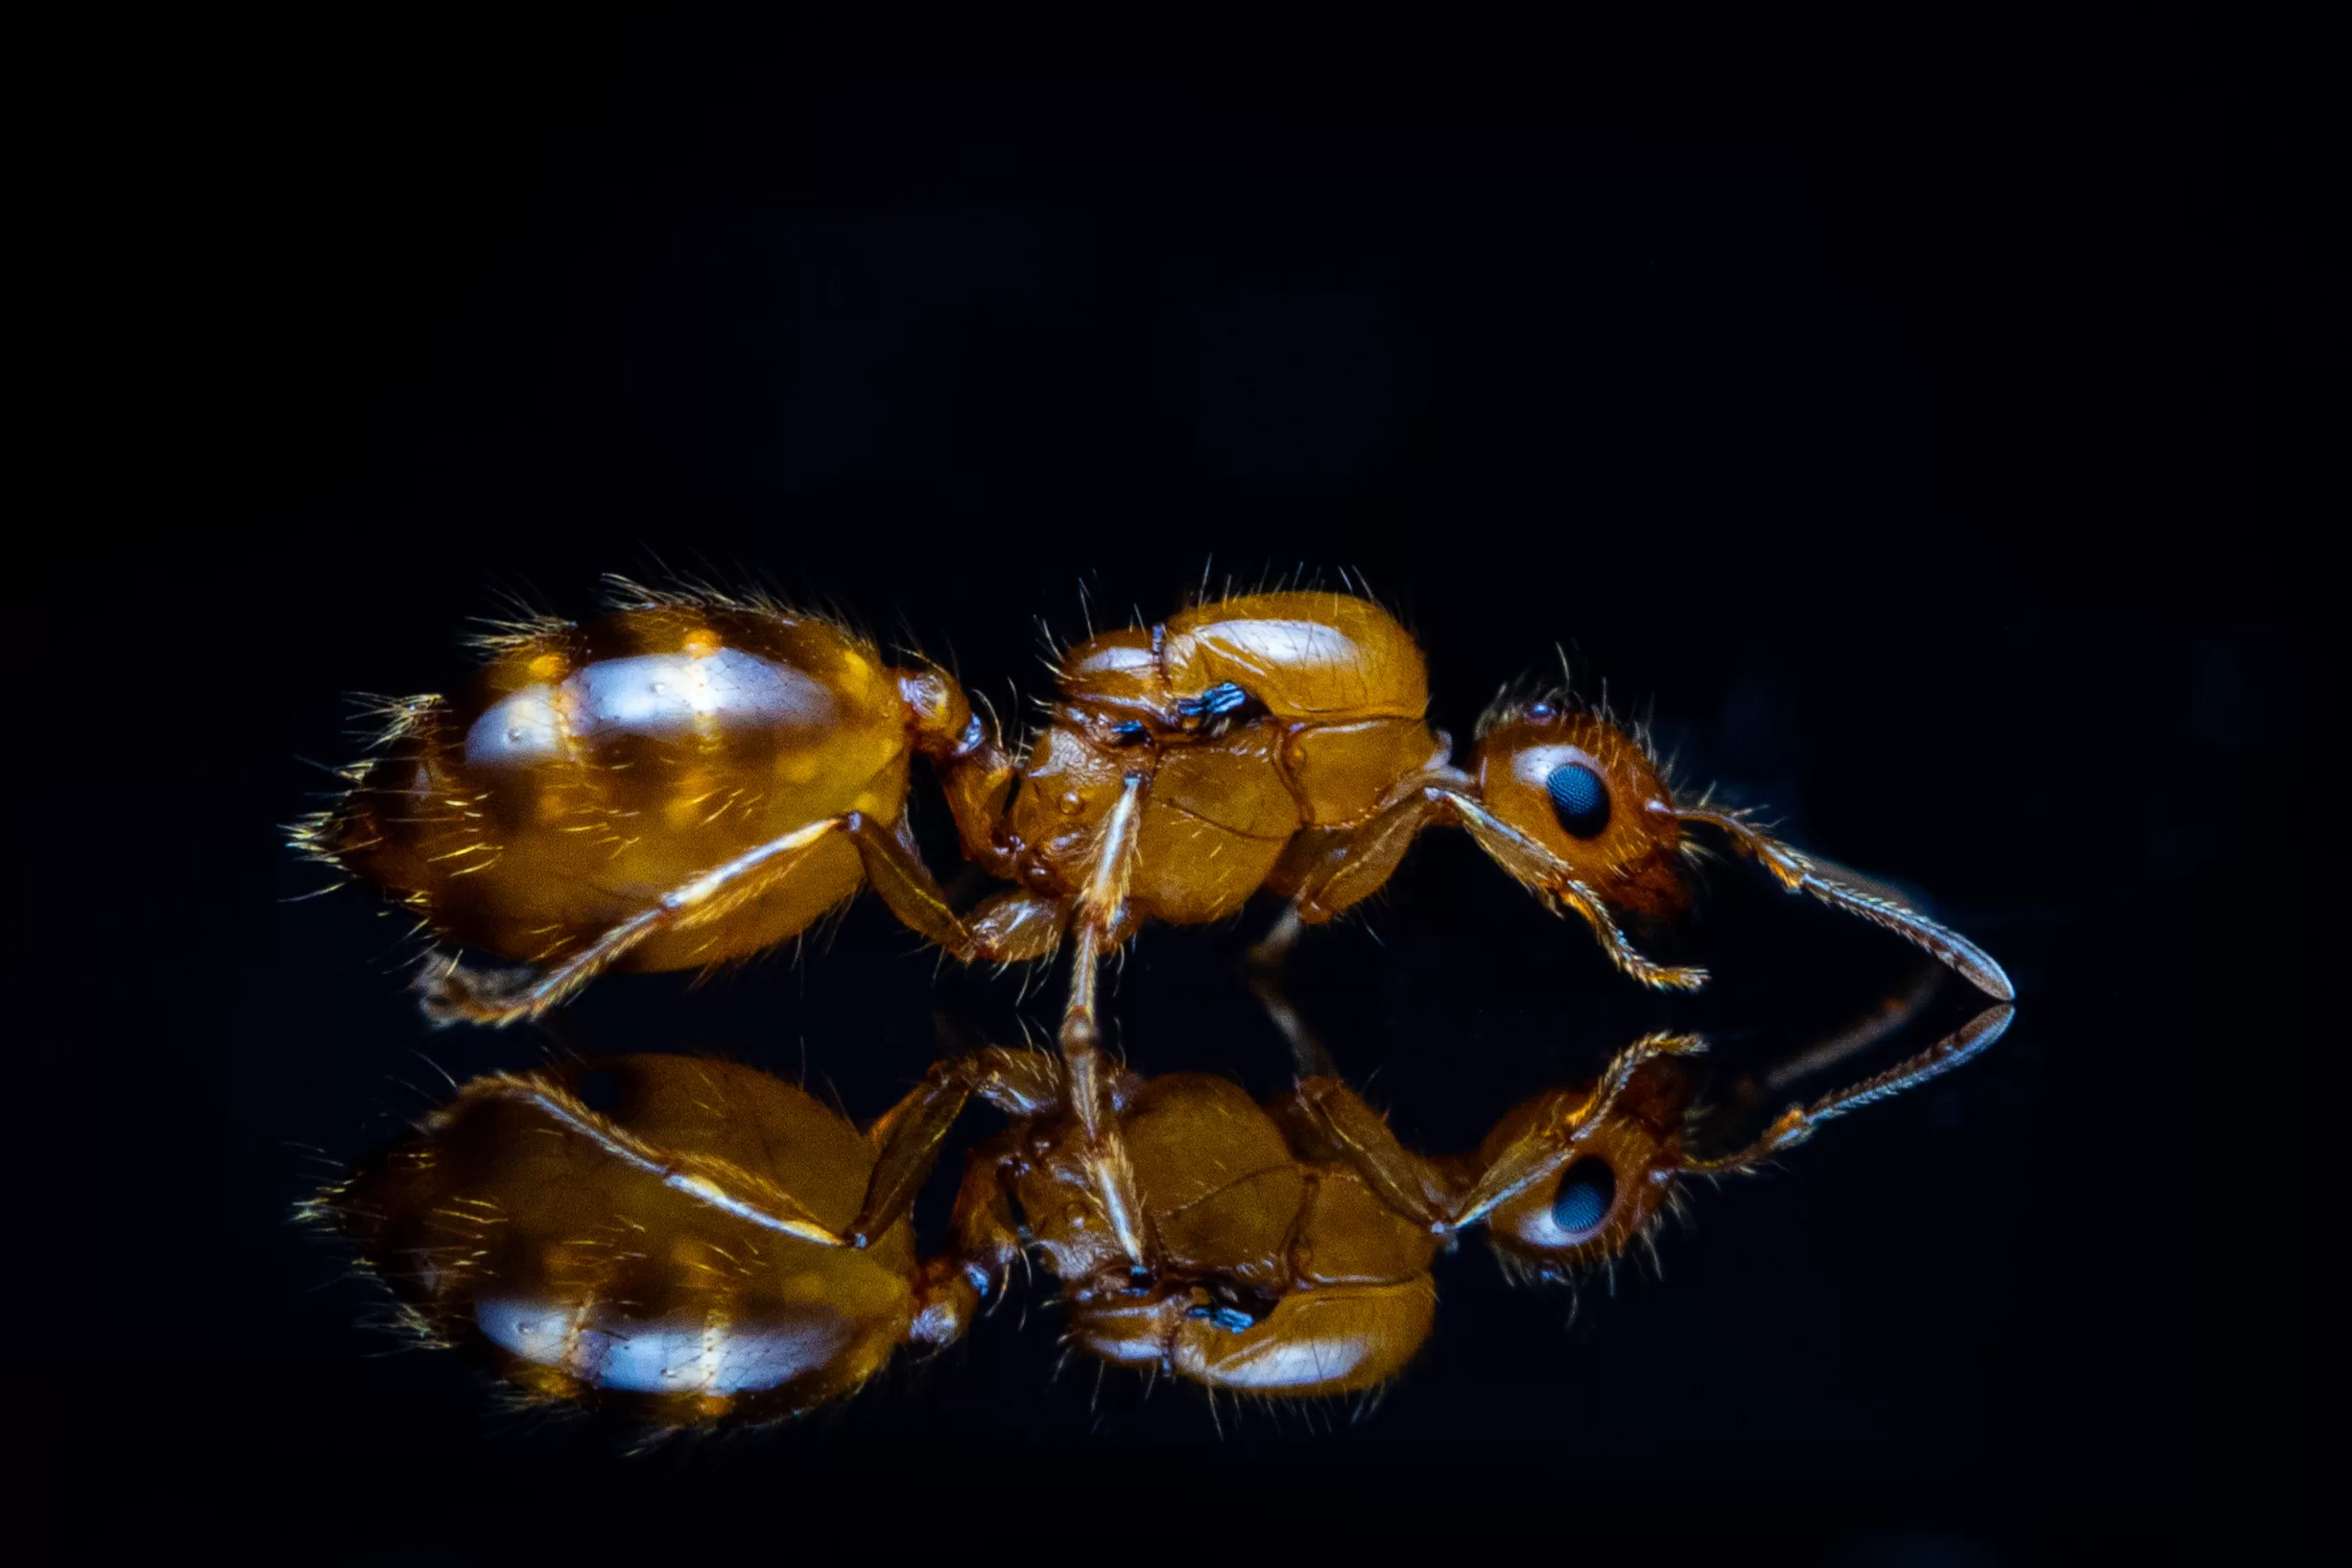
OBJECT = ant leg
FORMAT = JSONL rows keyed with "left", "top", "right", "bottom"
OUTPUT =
{"left": 915, "top": 1139, "right": 1031, "bottom": 1343}
{"left": 1276, "top": 775, "right": 1706, "bottom": 993}
{"left": 1670, "top": 804, "right": 2014, "bottom": 1000}
{"left": 1285, "top": 1078, "right": 1460, "bottom": 1229}
{"left": 1683, "top": 1004, "right": 2013, "bottom": 1175}
{"left": 421, "top": 817, "right": 860, "bottom": 1025}
{"left": 1280, "top": 772, "right": 1469, "bottom": 924}
{"left": 964, "top": 889, "right": 1069, "bottom": 964}
{"left": 1059, "top": 774, "right": 1156, "bottom": 1271}
{"left": 421, "top": 813, "right": 978, "bottom": 1025}
{"left": 1444, "top": 1033, "right": 1710, "bottom": 1232}
{"left": 898, "top": 666, "right": 1020, "bottom": 876}
{"left": 1242, "top": 907, "right": 1336, "bottom": 1078}
{"left": 1442, "top": 795, "right": 1707, "bottom": 992}
{"left": 1442, "top": 795, "right": 1705, "bottom": 990}
{"left": 433, "top": 1073, "right": 853, "bottom": 1245}
{"left": 851, "top": 814, "right": 988, "bottom": 957}
{"left": 848, "top": 1048, "right": 1060, "bottom": 1247}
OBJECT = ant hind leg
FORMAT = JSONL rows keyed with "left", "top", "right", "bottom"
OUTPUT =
{"left": 420, "top": 811, "right": 1005, "bottom": 1027}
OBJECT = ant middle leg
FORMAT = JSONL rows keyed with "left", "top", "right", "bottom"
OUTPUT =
{"left": 1057, "top": 774, "right": 1155, "bottom": 1272}
{"left": 1241, "top": 904, "right": 1335, "bottom": 1079}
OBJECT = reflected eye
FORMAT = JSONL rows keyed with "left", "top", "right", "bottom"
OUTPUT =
{"left": 1545, "top": 763, "right": 1611, "bottom": 839}
{"left": 1550, "top": 1156, "right": 1616, "bottom": 1237}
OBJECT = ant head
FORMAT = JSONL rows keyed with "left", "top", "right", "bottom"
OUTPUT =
{"left": 1475, "top": 1057, "right": 1691, "bottom": 1279}
{"left": 1469, "top": 690, "right": 2012, "bottom": 999}
{"left": 1070, "top": 1272, "right": 1437, "bottom": 1396}
{"left": 1469, "top": 697, "right": 1693, "bottom": 924}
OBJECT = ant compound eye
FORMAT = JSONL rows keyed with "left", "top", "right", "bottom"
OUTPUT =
{"left": 1545, "top": 762, "right": 1612, "bottom": 839}
{"left": 1550, "top": 1156, "right": 1616, "bottom": 1238}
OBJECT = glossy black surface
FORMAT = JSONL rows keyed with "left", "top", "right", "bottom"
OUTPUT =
{"left": 27, "top": 12, "right": 2316, "bottom": 1561}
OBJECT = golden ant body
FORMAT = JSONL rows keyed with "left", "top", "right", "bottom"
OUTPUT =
{"left": 313, "top": 1006, "right": 2011, "bottom": 1423}
{"left": 310, "top": 1055, "right": 973, "bottom": 1426}
{"left": 297, "top": 577, "right": 2012, "bottom": 1289}
{"left": 293, "top": 582, "right": 1016, "bottom": 1017}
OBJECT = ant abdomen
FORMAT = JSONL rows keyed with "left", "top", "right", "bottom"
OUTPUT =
{"left": 297, "top": 583, "right": 995, "bottom": 989}
{"left": 321, "top": 1056, "right": 935, "bottom": 1427}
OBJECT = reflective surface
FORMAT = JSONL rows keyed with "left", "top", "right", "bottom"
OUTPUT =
{"left": 317, "top": 1056, "right": 945, "bottom": 1425}
{"left": 37, "top": 20, "right": 2290, "bottom": 1557}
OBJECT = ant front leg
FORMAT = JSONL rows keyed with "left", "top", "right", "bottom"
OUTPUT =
{"left": 1432, "top": 1033, "right": 1707, "bottom": 1233}
{"left": 1057, "top": 773, "right": 1156, "bottom": 1272}
{"left": 1289, "top": 1037, "right": 1702, "bottom": 1237}
{"left": 1274, "top": 769, "right": 1470, "bottom": 926}
{"left": 420, "top": 812, "right": 980, "bottom": 1026}
{"left": 1274, "top": 772, "right": 1707, "bottom": 993}
{"left": 1283, "top": 1077, "right": 1462, "bottom": 1232}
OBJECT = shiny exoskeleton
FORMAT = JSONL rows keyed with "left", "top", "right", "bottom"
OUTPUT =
{"left": 292, "top": 581, "right": 1012, "bottom": 1023}
{"left": 922, "top": 1053, "right": 1446, "bottom": 1397}
{"left": 306, "top": 1003, "right": 2010, "bottom": 1417}
{"left": 1290, "top": 1002, "right": 2015, "bottom": 1285}
{"left": 300, "top": 582, "right": 2012, "bottom": 1293}
{"left": 1259, "top": 687, "right": 2015, "bottom": 1002}
{"left": 307, "top": 1054, "right": 974, "bottom": 1428}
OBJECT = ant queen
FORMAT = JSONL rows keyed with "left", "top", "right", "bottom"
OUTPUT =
{"left": 296, "top": 577, "right": 2013, "bottom": 1282}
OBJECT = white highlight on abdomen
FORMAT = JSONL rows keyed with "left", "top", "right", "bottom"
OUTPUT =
{"left": 464, "top": 648, "right": 837, "bottom": 767}
{"left": 474, "top": 1295, "right": 850, "bottom": 1395}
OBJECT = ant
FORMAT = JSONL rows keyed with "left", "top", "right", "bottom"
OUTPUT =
{"left": 310, "top": 1001, "right": 2010, "bottom": 1419}
{"left": 297, "top": 579, "right": 2012, "bottom": 1283}
{"left": 860, "top": 998, "right": 2011, "bottom": 1399}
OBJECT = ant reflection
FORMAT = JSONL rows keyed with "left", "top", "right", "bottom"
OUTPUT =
{"left": 308, "top": 1003, "right": 2010, "bottom": 1426}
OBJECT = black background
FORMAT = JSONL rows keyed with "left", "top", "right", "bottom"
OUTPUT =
{"left": 26, "top": 12, "right": 2321, "bottom": 1562}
